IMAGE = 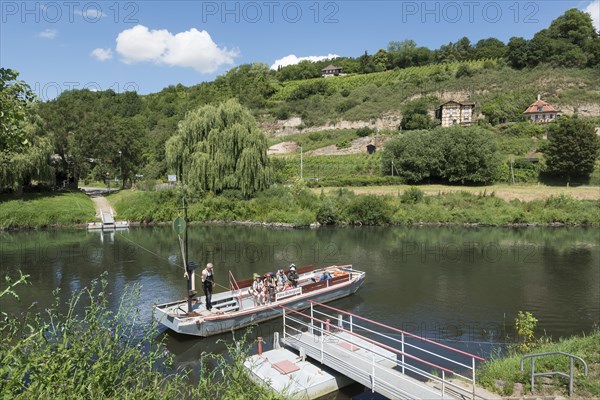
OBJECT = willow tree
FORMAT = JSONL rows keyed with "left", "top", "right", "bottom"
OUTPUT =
{"left": 166, "top": 99, "right": 270, "bottom": 197}
{"left": 0, "top": 68, "right": 52, "bottom": 193}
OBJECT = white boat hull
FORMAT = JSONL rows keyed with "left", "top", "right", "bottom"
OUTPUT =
{"left": 154, "top": 266, "right": 365, "bottom": 337}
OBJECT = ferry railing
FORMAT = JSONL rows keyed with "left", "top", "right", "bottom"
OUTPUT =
{"left": 520, "top": 352, "right": 588, "bottom": 396}
{"left": 281, "top": 303, "right": 485, "bottom": 399}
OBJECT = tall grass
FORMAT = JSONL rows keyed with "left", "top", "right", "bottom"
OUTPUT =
{"left": 0, "top": 272, "right": 284, "bottom": 399}
{"left": 0, "top": 191, "right": 96, "bottom": 230}
{"left": 478, "top": 330, "right": 600, "bottom": 397}
{"left": 111, "top": 188, "right": 600, "bottom": 227}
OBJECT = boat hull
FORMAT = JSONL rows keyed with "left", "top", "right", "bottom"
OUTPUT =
{"left": 154, "top": 269, "right": 365, "bottom": 337}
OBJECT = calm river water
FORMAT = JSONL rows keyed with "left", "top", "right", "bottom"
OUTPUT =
{"left": 1, "top": 225, "right": 598, "bottom": 396}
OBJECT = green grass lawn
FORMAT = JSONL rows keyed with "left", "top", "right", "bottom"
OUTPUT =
{"left": 478, "top": 331, "right": 600, "bottom": 398}
{"left": 0, "top": 191, "right": 96, "bottom": 230}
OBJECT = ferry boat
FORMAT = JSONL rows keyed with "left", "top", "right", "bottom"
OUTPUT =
{"left": 153, "top": 264, "right": 365, "bottom": 337}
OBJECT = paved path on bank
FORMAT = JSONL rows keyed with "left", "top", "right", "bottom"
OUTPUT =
{"left": 90, "top": 196, "right": 114, "bottom": 218}
{"left": 80, "top": 187, "right": 116, "bottom": 218}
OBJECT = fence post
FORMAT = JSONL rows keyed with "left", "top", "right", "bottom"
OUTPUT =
{"left": 531, "top": 357, "right": 535, "bottom": 393}
{"left": 401, "top": 332, "right": 405, "bottom": 374}
{"left": 371, "top": 341, "right": 376, "bottom": 392}
{"left": 442, "top": 370, "right": 445, "bottom": 399}
{"left": 472, "top": 357, "right": 476, "bottom": 399}
{"left": 569, "top": 356, "right": 574, "bottom": 396}
{"left": 310, "top": 302, "right": 314, "bottom": 335}
{"left": 282, "top": 308, "right": 286, "bottom": 339}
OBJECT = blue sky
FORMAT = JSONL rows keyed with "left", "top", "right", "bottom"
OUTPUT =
{"left": 1, "top": 0, "right": 598, "bottom": 100}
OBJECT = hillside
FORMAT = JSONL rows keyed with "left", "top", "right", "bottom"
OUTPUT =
{"left": 260, "top": 63, "right": 599, "bottom": 131}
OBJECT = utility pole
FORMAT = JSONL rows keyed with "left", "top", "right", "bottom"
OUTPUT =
{"left": 300, "top": 146, "right": 303, "bottom": 180}
{"left": 118, "top": 150, "right": 123, "bottom": 189}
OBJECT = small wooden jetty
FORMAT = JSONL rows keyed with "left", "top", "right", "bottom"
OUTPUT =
{"left": 245, "top": 301, "right": 490, "bottom": 400}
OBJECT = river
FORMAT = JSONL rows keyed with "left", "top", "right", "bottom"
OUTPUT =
{"left": 1, "top": 225, "right": 598, "bottom": 397}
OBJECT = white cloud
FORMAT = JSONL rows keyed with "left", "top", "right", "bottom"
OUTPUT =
{"left": 75, "top": 7, "right": 105, "bottom": 19}
{"left": 270, "top": 54, "right": 340, "bottom": 70}
{"left": 90, "top": 48, "right": 113, "bottom": 61}
{"left": 115, "top": 25, "right": 238, "bottom": 73}
{"left": 38, "top": 29, "right": 58, "bottom": 39}
{"left": 584, "top": 0, "right": 599, "bottom": 32}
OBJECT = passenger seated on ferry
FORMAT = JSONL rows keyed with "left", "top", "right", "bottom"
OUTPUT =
{"left": 267, "top": 272, "right": 278, "bottom": 301}
{"left": 249, "top": 273, "right": 264, "bottom": 306}
{"left": 319, "top": 271, "right": 332, "bottom": 281}
{"left": 261, "top": 278, "right": 270, "bottom": 304}
{"left": 282, "top": 281, "right": 293, "bottom": 291}
{"left": 287, "top": 264, "right": 299, "bottom": 287}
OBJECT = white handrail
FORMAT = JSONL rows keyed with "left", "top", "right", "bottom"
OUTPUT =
{"left": 282, "top": 305, "right": 485, "bottom": 400}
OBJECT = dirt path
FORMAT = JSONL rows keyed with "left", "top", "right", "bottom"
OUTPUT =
{"left": 90, "top": 196, "right": 114, "bottom": 217}
{"left": 316, "top": 184, "right": 600, "bottom": 201}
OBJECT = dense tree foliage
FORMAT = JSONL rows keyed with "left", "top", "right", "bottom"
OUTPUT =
{"left": 166, "top": 100, "right": 270, "bottom": 197}
{"left": 439, "top": 127, "right": 502, "bottom": 184}
{"left": 381, "top": 130, "right": 443, "bottom": 182}
{"left": 0, "top": 68, "right": 52, "bottom": 192}
{"left": 399, "top": 98, "right": 435, "bottom": 131}
{"left": 544, "top": 117, "right": 600, "bottom": 182}
{"left": 382, "top": 127, "right": 502, "bottom": 184}
{"left": 507, "top": 9, "right": 599, "bottom": 69}
{"left": 481, "top": 91, "right": 536, "bottom": 125}
{"left": 38, "top": 90, "right": 144, "bottom": 187}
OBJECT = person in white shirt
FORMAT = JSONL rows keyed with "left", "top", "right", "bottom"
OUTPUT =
{"left": 201, "top": 263, "right": 215, "bottom": 311}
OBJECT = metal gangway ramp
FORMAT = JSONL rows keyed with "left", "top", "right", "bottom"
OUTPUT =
{"left": 101, "top": 211, "right": 115, "bottom": 226}
{"left": 281, "top": 301, "right": 485, "bottom": 399}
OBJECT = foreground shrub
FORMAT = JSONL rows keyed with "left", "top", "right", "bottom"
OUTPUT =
{"left": 0, "top": 273, "right": 283, "bottom": 399}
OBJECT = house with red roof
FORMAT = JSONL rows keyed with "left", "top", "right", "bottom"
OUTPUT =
{"left": 523, "top": 95, "right": 561, "bottom": 123}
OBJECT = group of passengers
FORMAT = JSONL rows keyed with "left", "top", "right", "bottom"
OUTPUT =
{"left": 249, "top": 264, "right": 299, "bottom": 306}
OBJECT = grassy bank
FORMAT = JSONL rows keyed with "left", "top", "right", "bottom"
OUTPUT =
{"left": 478, "top": 331, "right": 600, "bottom": 398}
{"left": 110, "top": 186, "right": 600, "bottom": 226}
{"left": 0, "top": 191, "right": 96, "bottom": 230}
{"left": 0, "top": 273, "right": 282, "bottom": 399}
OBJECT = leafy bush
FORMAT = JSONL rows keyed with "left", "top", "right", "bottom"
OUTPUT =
{"left": 400, "top": 186, "right": 424, "bottom": 203}
{"left": 455, "top": 63, "right": 475, "bottom": 78}
{"left": 345, "top": 195, "right": 392, "bottom": 225}
{"left": 316, "top": 200, "right": 339, "bottom": 225}
{"left": 356, "top": 127, "right": 375, "bottom": 137}
{"left": 439, "top": 127, "right": 502, "bottom": 184}
{"left": 0, "top": 273, "right": 284, "bottom": 399}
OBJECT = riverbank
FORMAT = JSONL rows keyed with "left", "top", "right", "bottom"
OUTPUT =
{"left": 0, "top": 191, "right": 96, "bottom": 230}
{"left": 478, "top": 331, "right": 600, "bottom": 398}
{"left": 1, "top": 185, "right": 599, "bottom": 230}
{"left": 109, "top": 186, "right": 600, "bottom": 227}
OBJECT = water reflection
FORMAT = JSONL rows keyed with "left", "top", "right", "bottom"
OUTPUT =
{"left": 1, "top": 226, "right": 598, "bottom": 365}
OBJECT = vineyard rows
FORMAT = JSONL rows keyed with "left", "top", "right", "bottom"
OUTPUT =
{"left": 271, "top": 59, "right": 499, "bottom": 101}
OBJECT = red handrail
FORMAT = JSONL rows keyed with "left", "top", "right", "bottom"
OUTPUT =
{"left": 308, "top": 300, "right": 485, "bottom": 361}
{"left": 280, "top": 305, "right": 456, "bottom": 375}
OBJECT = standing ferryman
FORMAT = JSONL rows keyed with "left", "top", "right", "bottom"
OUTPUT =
{"left": 201, "top": 263, "right": 215, "bottom": 311}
